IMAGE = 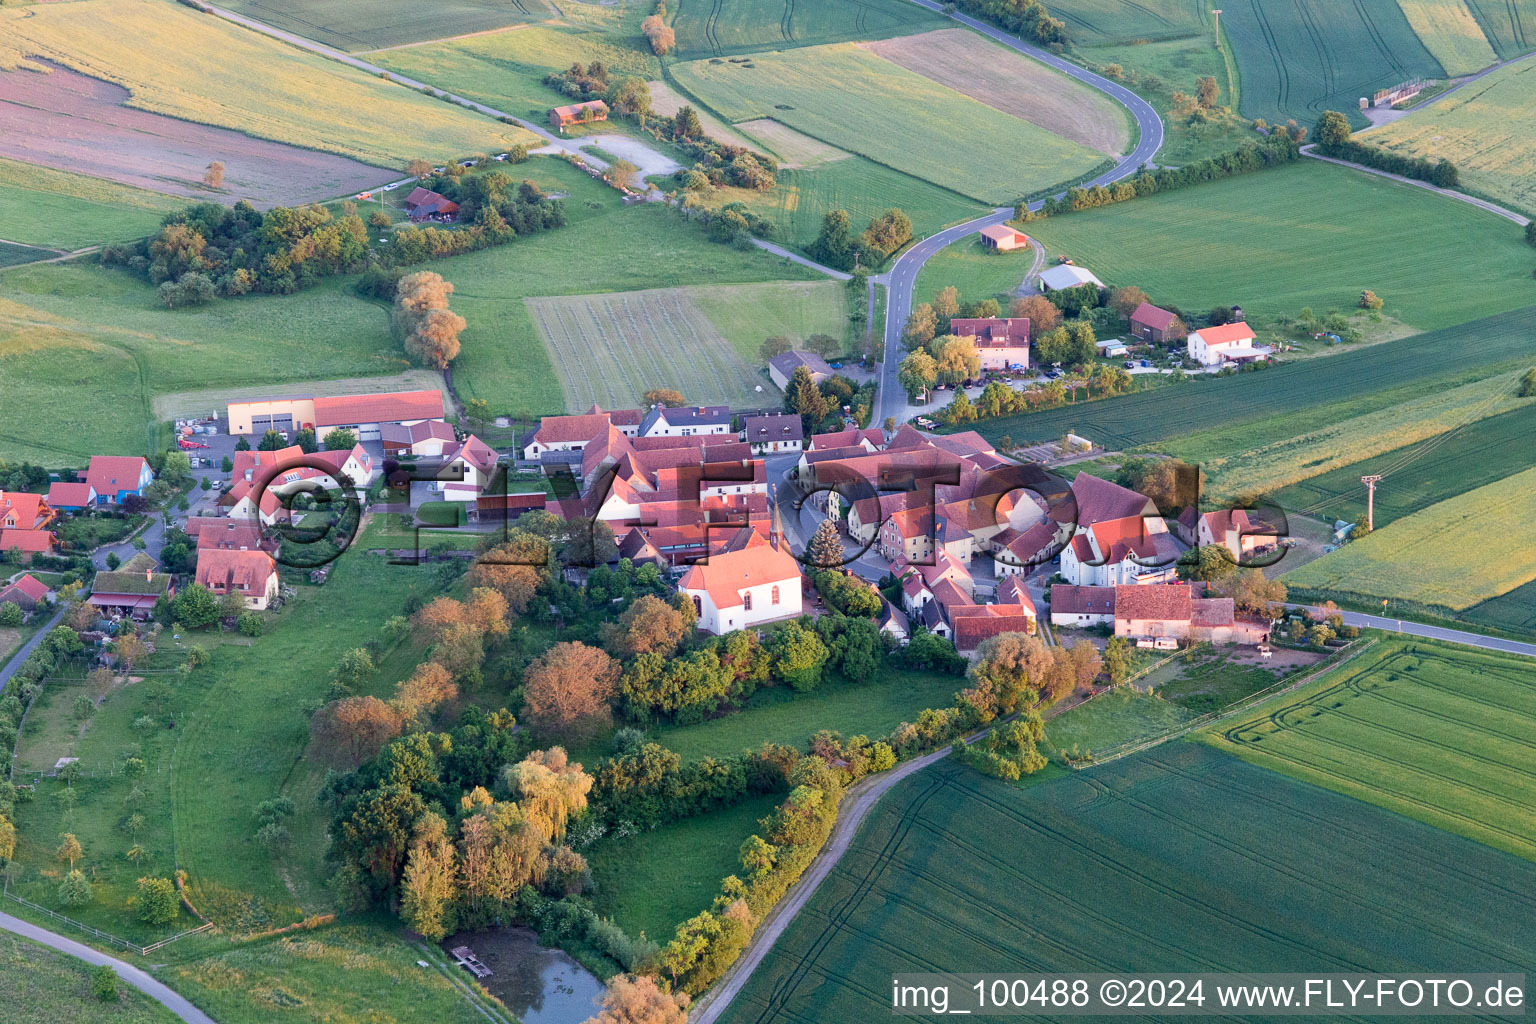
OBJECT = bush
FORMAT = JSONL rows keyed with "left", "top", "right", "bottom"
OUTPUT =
{"left": 136, "top": 876, "right": 179, "bottom": 924}
{"left": 92, "top": 964, "right": 118, "bottom": 1002}
{"left": 238, "top": 612, "right": 264, "bottom": 637}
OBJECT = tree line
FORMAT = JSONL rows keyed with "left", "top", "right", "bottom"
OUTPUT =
{"left": 1314, "top": 110, "right": 1460, "bottom": 188}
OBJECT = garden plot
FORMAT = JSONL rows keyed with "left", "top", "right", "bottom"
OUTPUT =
{"left": 524, "top": 287, "right": 768, "bottom": 410}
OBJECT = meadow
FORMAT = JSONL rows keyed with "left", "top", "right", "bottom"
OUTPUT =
{"left": 1205, "top": 638, "right": 1536, "bottom": 861}
{"left": 0, "top": 242, "right": 50, "bottom": 269}
{"left": 1049, "top": 0, "right": 1210, "bottom": 44}
{"left": 973, "top": 304, "right": 1536, "bottom": 448}
{"left": 912, "top": 235, "right": 1038, "bottom": 309}
{"left": 0, "top": 933, "right": 179, "bottom": 1024}
{"left": 0, "top": 0, "right": 535, "bottom": 169}
{"left": 717, "top": 746, "right": 1536, "bottom": 1024}
{"left": 1281, "top": 465, "right": 1536, "bottom": 611}
{"left": 670, "top": 44, "right": 1107, "bottom": 204}
{"left": 1368, "top": 56, "right": 1536, "bottom": 216}
{"left": 588, "top": 793, "right": 783, "bottom": 943}
{"left": 215, "top": 0, "right": 551, "bottom": 52}
{"left": 1217, "top": 0, "right": 1444, "bottom": 127}
{"left": 1194, "top": 368, "right": 1536, "bottom": 504}
{"left": 1463, "top": 0, "right": 1536, "bottom": 57}
{"left": 668, "top": 0, "right": 947, "bottom": 58}
{"left": 1397, "top": 0, "right": 1500, "bottom": 74}
{"left": 1023, "top": 160, "right": 1536, "bottom": 331}
{"left": 1039, "top": 686, "right": 1194, "bottom": 758}
{"left": 1269, "top": 403, "right": 1536, "bottom": 525}
{"left": 0, "top": 158, "right": 180, "bottom": 250}
{"left": 689, "top": 280, "right": 850, "bottom": 360}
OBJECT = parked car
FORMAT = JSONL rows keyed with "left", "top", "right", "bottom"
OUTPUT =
{"left": 1123, "top": 360, "right": 1136, "bottom": 369}
{"left": 1045, "top": 368, "right": 1063, "bottom": 379}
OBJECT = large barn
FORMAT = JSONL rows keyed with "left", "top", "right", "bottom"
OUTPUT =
{"left": 228, "top": 390, "right": 445, "bottom": 441}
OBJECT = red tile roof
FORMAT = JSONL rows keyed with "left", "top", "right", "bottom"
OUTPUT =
{"left": 677, "top": 529, "right": 800, "bottom": 609}
{"left": 47, "top": 482, "right": 94, "bottom": 506}
{"left": 1192, "top": 321, "right": 1256, "bottom": 346}
{"left": 4, "top": 573, "right": 50, "bottom": 603}
{"left": 312, "top": 390, "right": 443, "bottom": 427}
{"left": 194, "top": 519, "right": 272, "bottom": 551}
{"left": 1114, "top": 584, "right": 1192, "bottom": 622}
{"left": 534, "top": 413, "right": 616, "bottom": 446}
{"left": 953, "top": 611, "right": 1037, "bottom": 652}
{"left": 1071, "top": 472, "right": 1153, "bottom": 525}
{"left": 1191, "top": 597, "right": 1235, "bottom": 627}
{"left": 86, "top": 456, "right": 150, "bottom": 498}
{"left": 1050, "top": 584, "right": 1115, "bottom": 615}
{"left": 950, "top": 317, "right": 1031, "bottom": 348}
{"left": 0, "top": 528, "right": 54, "bottom": 554}
{"left": 196, "top": 547, "right": 277, "bottom": 595}
{"left": 1129, "top": 301, "right": 1179, "bottom": 332}
{"left": 0, "top": 491, "right": 52, "bottom": 530}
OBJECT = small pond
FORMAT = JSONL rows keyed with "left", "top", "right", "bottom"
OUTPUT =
{"left": 443, "top": 927, "right": 606, "bottom": 1024}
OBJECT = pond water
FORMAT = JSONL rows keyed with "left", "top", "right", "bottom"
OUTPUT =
{"left": 442, "top": 927, "right": 606, "bottom": 1024}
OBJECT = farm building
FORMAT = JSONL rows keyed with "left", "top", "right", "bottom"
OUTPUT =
{"left": 1112, "top": 583, "right": 1268, "bottom": 644}
{"left": 678, "top": 526, "right": 802, "bottom": 634}
{"left": 1038, "top": 263, "right": 1104, "bottom": 292}
{"left": 1096, "top": 339, "right": 1129, "bottom": 358}
{"left": 1187, "top": 322, "right": 1272, "bottom": 367}
{"left": 430, "top": 436, "right": 500, "bottom": 498}
{"left": 227, "top": 389, "right": 444, "bottom": 440}
{"left": 1128, "top": 301, "right": 1184, "bottom": 344}
{"left": 46, "top": 481, "right": 96, "bottom": 511}
{"left": 769, "top": 350, "right": 834, "bottom": 390}
{"left": 0, "top": 573, "right": 52, "bottom": 612}
{"left": 85, "top": 456, "right": 154, "bottom": 505}
{"left": 196, "top": 547, "right": 280, "bottom": 611}
{"left": 742, "top": 414, "right": 804, "bottom": 454}
{"left": 403, "top": 187, "right": 459, "bottom": 222}
{"left": 951, "top": 317, "right": 1030, "bottom": 371}
{"left": 640, "top": 405, "right": 733, "bottom": 438}
{"left": 1197, "top": 508, "right": 1281, "bottom": 564}
{"left": 89, "top": 554, "right": 172, "bottom": 618}
{"left": 1049, "top": 584, "right": 1117, "bottom": 627}
{"left": 978, "top": 224, "right": 1029, "bottom": 251}
{"left": 522, "top": 406, "right": 642, "bottom": 459}
{"left": 471, "top": 493, "right": 548, "bottom": 523}
{"left": 380, "top": 419, "right": 457, "bottom": 457}
{"left": 549, "top": 100, "right": 609, "bottom": 130}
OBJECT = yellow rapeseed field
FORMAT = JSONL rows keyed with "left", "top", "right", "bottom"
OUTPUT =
{"left": 1369, "top": 57, "right": 1536, "bottom": 214}
{"left": 0, "top": 0, "right": 537, "bottom": 168}
{"left": 1282, "top": 464, "right": 1536, "bottom": 610}
{"left": 1396, "top": 0, "right": 1498, "bottom": 76}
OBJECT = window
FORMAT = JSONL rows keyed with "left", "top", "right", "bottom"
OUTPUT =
{"left": 743, "top": 592, "right": 753, "bottom": 611}
{"left": 771, "top": 585, "right": 780, "bottom": 605}
{"left": 692, "top": 595, "right": 702, "bottom": 616}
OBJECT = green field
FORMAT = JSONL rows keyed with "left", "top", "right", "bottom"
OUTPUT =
{"left": 1051, "top": 0, "right": 1210, "bottom": 44}
{"left": 668, "top": 0, "right": 947, "bottom": 57}
{"left": 1271, "top": 403, "right": 1536, "bottom": 526}
{"left": 0, "top": 242, "right": 52, "bottom": 269}
{"left": 1219, "top": 0, "right": 1445, "bottom": 127}
{"left": 973, "top": 304, "right": 1536, "bottom": 447}
{"left": 1463, "top": 578, "right": 1536, "bottom": 633}
{"left": 671, "top": 44, "right": 1107, "bottom": 204}
{"left": 1398, "top": 0, "right": 1500, "bottom": 74}
{"left": 0, "top": 158, "right": 183, "bottom": 250}
{"left": 215, "top": 0, "right": 552, "bottom": 52}
{"left": 1369, "top": 57, "right": 1536, "bottom": 216}
{"left": 588, "top": 793, "right": 782, "bottom": 943}
{"left": 691, "top": 280, "right": 851, "bottom": 361}
{"left": 1283, "top": 465, "right": 1536, "bottom": 612}
{"left": 718, "top": 745, "right": 1536, "bottom": 1024}
{"left": 1040, "top": 686, "right": 1195, "bottom": 757}
{"left": 1463, "top": 0, "right": 1536, "bottom": 57}
{"left": 1205, "top": 638, "right": 1536, "bottom": 861}
{"left": 1025, "top": 160, "right": 1536, "bottom": 331}
{"left": 0, "top": 933, "right": 179, "bottom": 1024}
{"left": 912, "top": 235, "right": 1038, "bottom": 310}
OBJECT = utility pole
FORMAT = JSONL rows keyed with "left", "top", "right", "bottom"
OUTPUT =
{"left": 1361, "top": 474, "right": 1382, "bottom": 532}
{"left": 1211, "top": 9, "right": 1223, "bottom": 46}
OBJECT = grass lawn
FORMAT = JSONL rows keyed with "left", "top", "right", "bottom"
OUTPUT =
{"left": 1024, "top": 160, "right": 1536, "bottom": 331}
{"left": 717, "top": 746, "right": 1536, "bottom": 1024}
{"left": 0, "top": 932, "right": 180, "bottom": 1023}
{"left": 648, "top": 669, "right": 965, "bottom": 762}
{"left": 1203, "top": 637, "right": 1536, "bottom": 861}
{"left": 671, "top": 43, "right": 1106, "bottom": 204}
{"left": 913, "top": 235, "right": 1038, "bottom": 311}
{"left": 0, "top": 0, "right": 535, "bottom": 167}
{"left": 1040, "top": 686, "right": 1195, "bottom": 760}
{"left": 587, "top": 792, "right": 781, "bottom": 944}
{"left": 0, "top": 157, "right": 181, "bottom": 249}
{"left": 691, "top": 280, "right": 850, "bottom": 362}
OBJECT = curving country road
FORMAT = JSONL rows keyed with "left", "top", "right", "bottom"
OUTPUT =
{"left": 873, "top": 1, "right": 1165, "bottom": 425}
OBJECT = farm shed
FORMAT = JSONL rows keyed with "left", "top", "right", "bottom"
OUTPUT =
{"left": 1128, "top": 301, "right": 1183, "bottom": 344}
{"left": 1096, "top": 339, "right": 1129, "bottom": 358}
{"left": 230, "top": 390, "right": 445, "bottom": 441}
{"left": 1038, "top": 264, "right": 1104, "bottom": 291}
{"left": 769, "top": 350, "right": 834, "bottom": 390}
{"left": 549, "top": 100, "right": 609, "bottom": 131}
{"left": 89, "top": 553, "right": 172, "bottom": 618}
{"left": 0, "top": 573, "right": 52, "bottom": 612}
{"left": 978, "top": 224, "right": 1029, "bottom": 251}
{"left": 381, "top": 419, "right": 457, "bottom": 457}
{"left": 404, "top": 187, "right": 459, "bottom": 222}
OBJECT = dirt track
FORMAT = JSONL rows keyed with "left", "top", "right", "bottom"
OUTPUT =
{"left": 0, "top": 62, "right": 392, "bottom": 207}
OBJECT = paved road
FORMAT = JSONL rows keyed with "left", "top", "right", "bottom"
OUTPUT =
{"left": 0, "top": 912, "right": 216, "bottom": 1023}
{"left": 750, "top": 240, "right": 852, "bottom": 281}
{"left": 1330, "top": 609, "right": 1536, "bottom": 659}
{"left": 872, "top": 0, "right": 1165, "bottom": 426}
{"left": 0, "top": 606, "right": 64, "bottom": 696}
{"left": 1301, "top": 146, "right": 1530, "bottom": 226}
{"left": 94, "top": 516, "right": 167, "bottom": 571}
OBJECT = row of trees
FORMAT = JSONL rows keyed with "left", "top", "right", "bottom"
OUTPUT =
{"left": 1314, "top": 110, "right": 1459, "bottom": 188}
{"left": 955, "top": 0, "right": 1066, "bottom": 45}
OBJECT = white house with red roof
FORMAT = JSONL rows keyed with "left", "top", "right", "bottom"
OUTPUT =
{"left": 85, "top": 456, "right": 154, "bottom": 505}
{"left": 1058, "top": 473, "right": 1179, "bottom": 587}
{"left": 223, "top": 445, "right": 373, "bottom": 522}
{"left": 1197, "top": 508, "right": 1279, "bottom": 563}
{"left": 949, "top": 317, "right": 1031, "bottom": 371}
{"left": 196, "top": 548, "right": 280, "bottom": 610}
{"left": 522, "top": 406, "right": 642, "bottom": 459}
{"left": 678, "top": 527, "right": 802, "bottom": 634}
{"left": 1187, "top": 321, "right": 1272, "bottom": 367}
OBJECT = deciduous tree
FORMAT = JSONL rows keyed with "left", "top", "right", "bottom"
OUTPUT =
{"left": 400, "top": 812, "right": 458, "bottom": 941}
{"left": 312, "top": 696, "right": 402, "bottom": 767}
{"left": 602, "top": 595, "right": 688, "bottom": 659}
{"left": 522, "top": 642, "right": 619, "bottom": 743}
{"left": 1009, "top": 293, "right": 1060, "bottom": 332}
{"left": 203, "top": 161, "right": 225, "bottom": 188}
{"left": 394, "top": 662, "right": 457, "bottom": 722}
{"left": 583, "top": 973, "right": 690, "bottom": 1024}
{"left": 136, "top": 876, "right": 178, "bottom": 925}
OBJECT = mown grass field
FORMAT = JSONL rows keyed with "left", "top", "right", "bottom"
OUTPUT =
{"left": 1218, "top": 0, "right": 1445, "bottom": 127}
{"left": 0, "top": 158, "right": 181, "bottom": 249}
{"left": 668, "top": 0, "right": 947, "bottom": 57}
{"left": 216, "top": 0, "right": 552, "bottom": 52}
{"left": 1024, "top": 160, "right": 1536, "bottom": 331}
{"left": 1040, "top": 686, "right": 1194, "bottom": 759}
{"left": 0, "top": 0, "right": 535, "bottom": 168}
{"left": 588, "top": 792, "right": 782, "bottom": 943}
{"left": 0, "top": 933, "right": 180, "bottom": 1024}
{"left": 912, "top": 234, "right": 1038, "bottom": 309}
{"left": 1194, "top": 368, "right": 1536, "bottom": 503}
{"left": 671, "top": 43, "right": 1106, "bottom": 204}
{"left": 1050, "top": 0, "right": 1210, "bottom": 44}
{"left": 974, "top": 304, "right": 1536, "bottom": 448}
{"left": 1369, "top": 57, "right": 1536, "bottom": 216}
{"left": 690, "top": 280, "right": 849, "bottom": 361}
{"left": 1282, "top": 464, "right": 1536, "bottom": 611}
{"left": 718, "top": 745, "right": 1536, "bottom": 1024}
{"left": 1397, "top": 0, "right": 1500, "bottom": 74}
{"left": 1269, "top": 403, "right": 1536, "bottom": 525}
{"left": 1463, "top": 0, "right": 1536, "bottom": 57}
{"left": 1205, "top": 638, "right": 1536, "bottom": 861}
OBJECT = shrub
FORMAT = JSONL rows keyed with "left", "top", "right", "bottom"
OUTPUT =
{"left": 91, "top": 965, "right": 118, "bottom": 1002}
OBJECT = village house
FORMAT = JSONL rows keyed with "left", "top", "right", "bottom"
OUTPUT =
{"left": 742, "top": 414, "right": 804, "bottom": 454}
{"left": 185, "top": 517, "right": 276, "bottom": 553}
{"left": 1112, "top": 583, "right": 1269, "bottom": 644}
{"left": 88, "top": 553, "right": 172, "bottom": 619}
{"left": 1048, "top": 584, "right": 1117, "bottom": 627}
{"left": 640, "top": 405, "right": 733, "bottom": 439}
{"left": 471, "top": 492, "right": 548, "bottom": 523}
{"left": 549, "top": 99, "right": 609, "bottom": 131}
{"left": 1128, "top": 301, "right": 1184, "bottom": 345}
{"left": 196, "top": 547, "right": 280, "bottom": 610}
{"left": 222, "top": 444, "right": 374, "bottom": 523}
{"left": 807, "top": 426, "right": 883, "bottom": 452}
{"left": 403, "top": 187, "right": 459, "bottom": 223}
{"left": 0, "top": 573, "right": 52, "bottom": 613}
{"left": 950, "top": 317, "right": 1031, "bottom": 372}
{"left": 950, "top": 575, "right": 1039, "bottom": 652}
{"left": 430, "top": 436, "right": 500, "bottom": 502}
{"left": 977, "top": 224, "right": 1030, "bottom": 251}
{"left": 1187, "top": 321, "right": 1273, "bottom": 367}
{"left": 0, "top": 492, "right": 57, "bottom": 560}
{"left": 1197, "top": 508, "right": 1280, "bottom": 563}
{"left": 768, "top": 351, "right": 834, "bottom": 391}
{"left": 380, "top": 419, "right": 458, "bottom": 458}
{"left": 523, "top": 406, "right": 643, "bottom": 459}
{"left": 677, "top": 526, "right": 802, "bottom": 634}
{"left": 46, "top": 481, "right": 96, "bottom": 511}
{"left": 85, "top": 456, "right": 154, "bottom": 506}
{"left": 1058, "top": 473, "right": 1179, "bottom": 587}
